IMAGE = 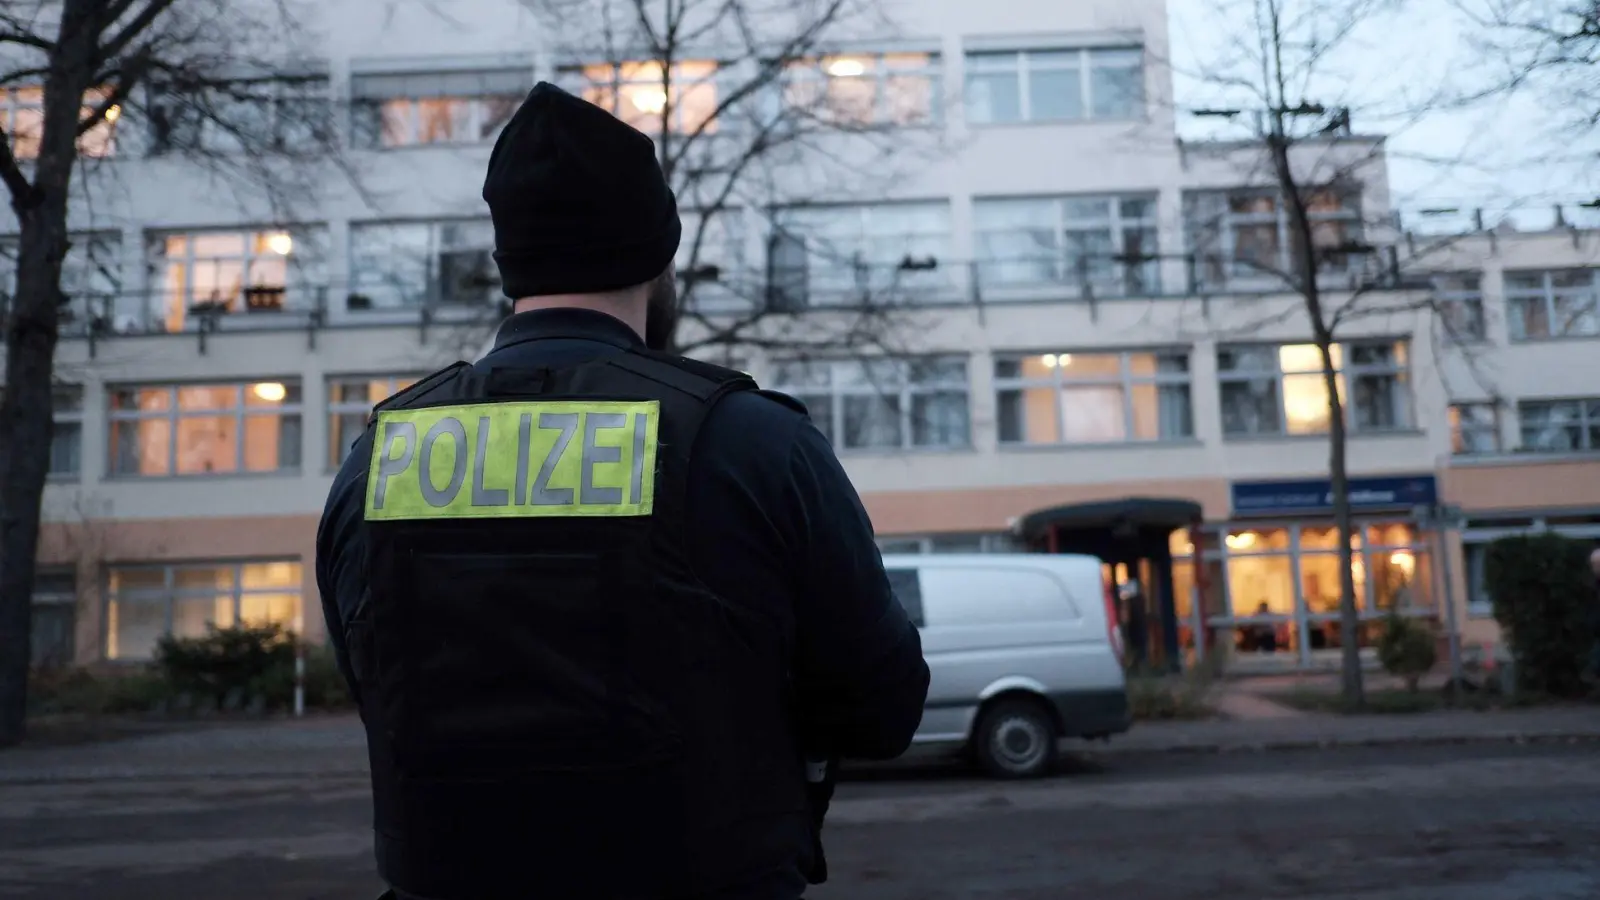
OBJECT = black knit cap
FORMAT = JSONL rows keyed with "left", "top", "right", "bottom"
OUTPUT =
{"left": 482, "top": 82, "right": 681, "bottom": 298}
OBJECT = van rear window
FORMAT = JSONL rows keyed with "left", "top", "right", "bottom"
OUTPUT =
{"left": 885, "top": 568, "right": 925, "bottom": 628}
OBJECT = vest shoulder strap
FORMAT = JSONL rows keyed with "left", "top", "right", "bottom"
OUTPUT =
{"left": 368, "top": 361, "right": 471, "bottom": 424}
{"left": 603, "top": 350, "right": 757, "bottom": 405}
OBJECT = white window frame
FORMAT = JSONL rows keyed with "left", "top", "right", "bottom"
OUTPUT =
{"left": 972, "top": 194, "right": 1159, "bottom": 295}
{"left": 1504, "top": 268, "right": 1600, "bottom": 341}
{"left": 347, "top": 219, "right": 497, "bottom": 312}
{"left": 104, "top": 559, "right": 304, "bottom": 662}
{"left": 0, "top": 233, "right": 123, "bottom": 332}
{"left": 769, "top": 357, "right": 971, "bottom": 452}
{"left": 50, "top": 384, "right": 84, "bottom": 478}
{"left": 350, "top": 69, "right": 527, "bottom": 149}
{"left": 963, "top": 47, "right": 1144, "bottom": 124}
{"left": 1430, "top": 273, "right": 1486, "bottom": 342}
{"left": 1516, "top": 397, "right": 1600, "bottom": 453}
{"left": 1449, "top": 402, "right": 1501, "bottom": 455}
{"left": 877, "top": 533, "right": 1018, "bottom": 554}
{"left": 107, "top": 380, "right": 305, "bottom": 478}
{"left": 1185, "top": 189, "right": 1363, "bottom": 288}
{"left": 326, "top": 374, "right": 422, "bottom": 467}
{"left": 993, "top": 349, "right": 1193, "bottom": 445}
{"left": 770, "top": 201, "right": 952, "bottom": 301}
{"left": 1217, "top": 340, "right": 1412, "bottom": 437}
{"left": 781, "top": 51, "right": 942, "bottom": 126}
{"left": 148, "top": 228, "right": 322, "bottom": 331}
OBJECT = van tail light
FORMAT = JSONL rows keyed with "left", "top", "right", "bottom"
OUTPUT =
{"left": 1103, "top": 578, "right": 1126, "bottom": 662}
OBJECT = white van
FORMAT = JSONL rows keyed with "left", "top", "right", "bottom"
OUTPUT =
{"left": 881, "top": 553, "right": 1131, "bottom": 779}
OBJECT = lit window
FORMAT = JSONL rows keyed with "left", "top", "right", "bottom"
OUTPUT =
{"left": 108, "top": 381, "right": 304, "bottom": 477}
{"left": 350, "top": 70, "right": 526, "bottom": 148}
{"left": 149, "top": 228, "right": 324, "bottom": 331}
{"left": 0, "top": 85, "right": 119, "bottom": 159}
{"left": 1217, "top": 340, "right": 1411, "bottom": 437}
{"left": 769, "top": 357, "right": 970, "bottom": 451}
{"left": 327, "top": 375, "right": 421, "bottom": 465}
{"left": 105, "top": 560, "right": 303, "bottom": 662}
{"left": 782, "top": 52, "right": 940, "bottom": 126}
{"left": 995, "top": 350, "right": 1192, "bottom": 444}
{"left": 574, "top": 60, "right": 720, "bottom": 134}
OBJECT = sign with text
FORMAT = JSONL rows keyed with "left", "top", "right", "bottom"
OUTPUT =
{"left": 1230, "top": 475, "right": 1438, "bottom": 516}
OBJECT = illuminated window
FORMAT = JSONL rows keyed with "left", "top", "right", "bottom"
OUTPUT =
{"left": 1218, "top": 341, "right": 1411, "bottom": 437}
{"left": 327, "top": 375, "right": 422, "bottom": 465}
{"left": 350, "top": 70, "right": 526, "bottom": 148}
{"left": 105, "top": 560, "right": 303, "bottom": 662}
{"left": 0, "top": 85, "right": 119, "bottom": 159}
{"left": 769, "top": 357, "right": 969, "bottom": 451}
{"left": 995, "top": 350, "right": 1192, "bottom": 444}
{"left": 149, "top": 228, "right": 324, "bottom": 331}
{"left": 108, "top": 381, "right": 303, "bottom": 477}
{"left": 782, "top": 52, "right": 940, "bottom": 126}
{"left": 573, "top": 60, "right": 720, "bottom": 134}
{"left": 973, "top": 195, "right": 1158, "bottom": 295}
{"left": 964, "top": 48, "right": 1142, "bottom": 124}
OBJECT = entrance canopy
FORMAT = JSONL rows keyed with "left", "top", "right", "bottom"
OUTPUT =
{"left": 1017, "top": 496, "right": 1202, "bottom": 553}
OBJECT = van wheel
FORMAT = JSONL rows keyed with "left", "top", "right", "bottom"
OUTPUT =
{"left": 972, "top": 697, "right": 1057, "bottom": 779}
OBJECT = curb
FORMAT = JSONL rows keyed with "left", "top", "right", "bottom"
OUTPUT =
{"left": 1085, "top": 729, "right": 1600, "bottom": 757}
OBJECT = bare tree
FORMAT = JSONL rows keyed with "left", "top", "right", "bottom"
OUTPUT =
{"left": 1172, "top": 0, "right": 1506, "bottom": 705}
{"left": 519, "top": 0, "right": 952, "bottom": 358}
{"left": 0, "top": 0, "right": 337, "bottom": 747}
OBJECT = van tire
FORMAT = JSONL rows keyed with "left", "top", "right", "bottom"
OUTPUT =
{"left": 971, "top": 697, "right": 1057, "bottom": 779}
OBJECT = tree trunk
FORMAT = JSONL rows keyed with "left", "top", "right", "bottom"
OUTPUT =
{"left": 0, "top": 41, "right": 92, "bottom": 747}
{"left": 1267, "top": 124, "right": 1364, "bottom": 708}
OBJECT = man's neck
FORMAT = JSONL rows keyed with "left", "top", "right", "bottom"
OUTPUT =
{"left": 513, "top": 295, "right": 646, "bottom": 340}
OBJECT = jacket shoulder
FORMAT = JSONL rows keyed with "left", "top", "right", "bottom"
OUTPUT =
{"left": 368, "top": 361, "right": 470, "bottom": 423}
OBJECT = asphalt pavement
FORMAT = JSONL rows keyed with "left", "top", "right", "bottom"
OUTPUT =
{"left": 2, "top": 741, "right": 1598, "bottom": 899}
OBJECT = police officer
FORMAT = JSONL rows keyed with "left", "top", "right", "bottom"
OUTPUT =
{"left": 315, "top": 82, "right": 931, "bottom": 900}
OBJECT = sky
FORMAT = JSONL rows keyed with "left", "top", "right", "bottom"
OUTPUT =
{"left": 1166, "top": 0, "right": 1599, "bottom": 232}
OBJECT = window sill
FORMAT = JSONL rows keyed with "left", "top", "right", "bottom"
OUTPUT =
{"left": 1450, "top": 450, "right": 1600, "bottom": 466}
{"left": 1467, "top": 603, "right": 1494, "bottom": 619}
{"left": 997, "top": 438, "right": 1202, "bottom": 451}
{"left": 836, "top": 444, "right": 977, "bottom": 458}
{"left": 964, "top": 114, "right": 1147, "bottom": 130}
{"left": 1505, "top": 334, "right": 1600, "bottom": 345}
{"left": 46, "top": 473, "right": 82, "bottom": 483}
{"left": 1222, "top": 428, "right": 1423, "bottom": 443}
{"left": 104, "top": 470, "right": 305, "bottom": 482}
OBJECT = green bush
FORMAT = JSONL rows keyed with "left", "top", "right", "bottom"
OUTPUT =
{"left": 154, "top": 623, "right": 298, "bottom": 712}
{"left": 1376, "top": 613, "right": 1437, "bottom": 692}
{"left": 28, "top": 666, "right": 173, "bottom": 716}
{"left": 1127, "top": 664, "right": 1216, "bottom": 720}
{"left": 1484, "top": 533, "right": 1596, "bottom": 698}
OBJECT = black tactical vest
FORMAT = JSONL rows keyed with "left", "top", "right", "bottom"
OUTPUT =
{"left": 353, "top": 347, "right": 811, "bottom": 900}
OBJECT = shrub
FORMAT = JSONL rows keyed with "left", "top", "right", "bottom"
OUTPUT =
{"left": 1484, "top": 533, "right": 1596, "bottom": 698}
{"left": 1126, "top": 663, "right": 1216, "bottom": 720}
{"left": 1376, "top": 613, "right": 1437, "bottom": 692}
{"left": 153, "top": 624, "right": 297, "bottom": 712}
{"left": 28, "top": 666, "right": 174, "bottom": 716}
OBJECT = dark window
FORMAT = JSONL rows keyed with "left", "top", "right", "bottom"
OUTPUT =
{"left": 886, "top": 567, "right": 924, "bottom": 627}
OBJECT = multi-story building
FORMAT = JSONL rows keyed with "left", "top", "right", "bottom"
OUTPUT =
{"left": 7, "top": 0, "right": 1598, "bottom": 672}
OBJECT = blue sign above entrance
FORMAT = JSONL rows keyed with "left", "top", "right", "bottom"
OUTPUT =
{"left": 1230, "top": 475, "right": 1438, "bottom": 516}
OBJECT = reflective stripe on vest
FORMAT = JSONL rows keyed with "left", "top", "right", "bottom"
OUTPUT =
{"left": 363, "top": 400, "right": 660, "bottom": 520}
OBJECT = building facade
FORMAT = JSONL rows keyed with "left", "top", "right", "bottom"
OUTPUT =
{"left": 6, "top": 0, "right": 1599, "bottom": 671}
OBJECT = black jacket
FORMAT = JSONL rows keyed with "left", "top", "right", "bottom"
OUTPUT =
{"left": 317, "top": 308, "right": 930, "bottom": 898}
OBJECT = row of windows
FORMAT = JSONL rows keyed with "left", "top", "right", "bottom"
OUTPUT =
{"left": 4, "top": 189, "right": 1374, "bottom": 334}
{"left": 0, "top": 46, "right": 1145, "bottom": 163}
{"left": 31, "top": 560, "right": 304, "bottom": 664}
{"left": 23, "top": 339, "right": 1582, "bottom": 481}
{"left": 1433, "top": 269, "right": 1600, "bottom": 342}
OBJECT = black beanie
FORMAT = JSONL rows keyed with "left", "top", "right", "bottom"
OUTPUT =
{"left": 482, "top": 82, "right": 681, "bottom": 298}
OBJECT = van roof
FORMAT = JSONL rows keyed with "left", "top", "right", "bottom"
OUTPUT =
{"left": 880, "top": 552, "right": 1104, "bottom": 573}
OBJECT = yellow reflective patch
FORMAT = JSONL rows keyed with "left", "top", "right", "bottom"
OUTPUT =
{"left": 363, "top": 401, "right": 659, "bottom": 521}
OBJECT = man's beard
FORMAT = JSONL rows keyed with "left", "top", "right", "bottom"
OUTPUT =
{"left": 644, "top": 268, "right": 679, "bottom": 352}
